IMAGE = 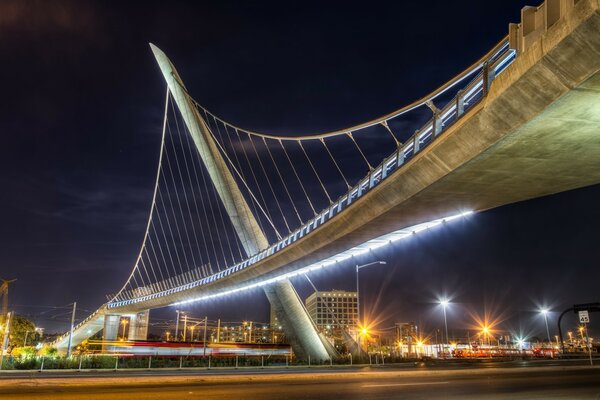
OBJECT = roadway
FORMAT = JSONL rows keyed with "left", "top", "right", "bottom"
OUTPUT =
{"left": 1, "top": 362, "right": 599, "bottom": 399}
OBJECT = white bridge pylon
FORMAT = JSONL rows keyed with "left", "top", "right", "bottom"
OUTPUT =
{"left": 149, "top": 43, "right": 333, "bottom": 361}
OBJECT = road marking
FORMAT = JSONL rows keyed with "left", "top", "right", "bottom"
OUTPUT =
{"left": 363, "top": 381, "right": 449, "bottom": 388}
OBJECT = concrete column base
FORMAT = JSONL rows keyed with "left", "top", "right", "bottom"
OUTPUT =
{"left": 264, "top": 279, "right": 337, "bottom": 362}
{"left": 128, "top": 310, "right": 150, "bottom": 341}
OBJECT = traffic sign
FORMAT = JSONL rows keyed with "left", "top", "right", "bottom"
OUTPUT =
{"left": 579, "top": 310, "right": 590, "bottom": 324}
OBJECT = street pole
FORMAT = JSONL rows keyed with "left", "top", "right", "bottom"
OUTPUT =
{"left": 442, "top": 303, "right": 449, "bottom": 357}
{"left": 0, "top": 312, "right": 12, "bottom": 370}
{"left": 356, "top": 264, "right": 361, "bottom": 359}
{"left": 355, "top": 260, "right": 386, "bottom": 361}
{"left": 544, "top": 313, "right": 551, "bottom": 345}
{"left": 203, "top": 316, "right": 208, "bottom": 357}
{"left": 183, "top": 314, "right": 188, "bottom": 342}
{"left": 67, "top": 302, "right": 77, "bottom": 357}
{"left": 540, "top": 309, "right": 551, "bottom": 345}
{"left": 175, "top": 310, "right": 180, "bottom": 341}
{"left": 24, "top": 330, "right": 29, "bottom": 347}
{"left": 584, "top": 324, "right": 593, "bottom": 366}
{"left": 216, "top": 319, "right": 220, "bottom": 344}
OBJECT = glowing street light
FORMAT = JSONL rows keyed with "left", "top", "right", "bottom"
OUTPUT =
{"left": 481, "top": 326, "right": 490, "bottom": 346}
{"left": 540, "top": 308, "right": 551, "bottom": 344}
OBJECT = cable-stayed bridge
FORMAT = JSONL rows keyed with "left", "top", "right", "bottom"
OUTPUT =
{"left": 54, "top": 0, "right": 600, "bottom": 360}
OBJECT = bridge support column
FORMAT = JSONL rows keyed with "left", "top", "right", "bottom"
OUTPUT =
{"left": 151, "top": 44, "right": 337, "bottom": 362}
{"left": 264, "top": 279, "right": 334, "bottom": 362}
{"left": 127, "top": 310, "right": 150, "bottom": 341}
{"left": 103, "top": 315, "right": 120, "bottom": 341}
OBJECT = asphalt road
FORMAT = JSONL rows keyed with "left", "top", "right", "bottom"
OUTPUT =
{"left": 1, "top": 364, "right": 600, "bottom": 399}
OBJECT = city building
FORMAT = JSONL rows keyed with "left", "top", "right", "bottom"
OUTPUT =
{"left": 395, "top": 322, "right": 418, "bottom": 343}
{"left": 305, "top": 290, "right": 358, "bottom": 331}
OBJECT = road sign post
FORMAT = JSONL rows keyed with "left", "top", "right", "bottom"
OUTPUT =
{"left": 578, "top": 311, "right": 593, "bottom": 366}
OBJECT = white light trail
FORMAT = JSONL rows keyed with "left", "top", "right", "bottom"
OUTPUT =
{"left": 172, "top": 210, "right": 473, "bottom": 306}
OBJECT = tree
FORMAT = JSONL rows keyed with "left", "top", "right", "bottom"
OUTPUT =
{"left": 7, "top": 315, "right": 40, "bottom": 348}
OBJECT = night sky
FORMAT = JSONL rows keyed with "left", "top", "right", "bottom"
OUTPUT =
{"left": 1, "top": 0, "right": 598, "bottom": 340}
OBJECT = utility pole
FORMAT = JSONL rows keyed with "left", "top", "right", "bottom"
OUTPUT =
{"left": 203, "top": 316, "right": 208, "bottom": 357}
{"left": 175, "top": 310, "right": 180, "bottom": 341}
{"left": 66, "top": 302, "right": 77, "bottom": 357}
{"left": 0, "top": 311, "right": 12, "bottom": 370}
{"left": 0, "top": 279, "right": 16, "bottom": 317}
{"left": 183, "top": 314, "right": 188, "bottom": 342}
{"left": 216, "top": 319, "right": 220, "bottom": 344}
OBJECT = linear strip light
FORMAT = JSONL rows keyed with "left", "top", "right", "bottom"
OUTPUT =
{"left": 173, "top": 210, "right": 473, "bottom": 306}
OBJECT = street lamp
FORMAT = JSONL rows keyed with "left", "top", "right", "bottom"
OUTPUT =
{"left": 482, "top": 326, "right": 490, "bottom": 346}
{"left": 355, "top": 260, "right": 386, "bottom": 358}
{"left": 540, "top": 308, "right": 551, "bottom": 345}
{"left": 439, "top": 299, "right": 450, "bottom": 356}
{"left": 175, "top": 310, "right": 181, "bottom": 340}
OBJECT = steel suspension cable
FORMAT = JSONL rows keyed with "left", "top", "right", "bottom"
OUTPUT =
{"left": 278, "top": 139, "right": 317, "bottom": 216}
{"left": 180, "top": 130, "right": 218, "bottom": 277}
{"left": 194, "top": 153, "right": 228, "bottom": 271}
{"left": 154, "top": 191, "right": 184, "bottom": 280}
{"left": 320, "top": 138, "right": 351, "bottom": 189}
{"left": 163, "top": 127, "right": 196, "bottom": 272}
{"left": 381, "top": 121, "right": 401, "bottom": 146}
{"left": 347, "top": 132, "right": 373, "bottom": 170}
{"left": 157, "top": 184, "right": 187, "bottom": 275}
{"left": 165, "top": 107, "right": 202, "bottom": 271}
{"left": 110, "top": 88, "right": 169, "bottom": 302}
{"left": 188, "top": 37, "right": 509, "bottom": 141}
{"left": 144, "top": 233, "right": 164, "bottom": 283}
{"left": 248, "top": 133, "right": 292, "bottom": 233}
{"left": 297, "top": 140, "right": 332, "bottom": 204}
{"left": 232, "top": 126, "right": 282, "bottom": 240}
{"left": 200, "top": 112, "right": 283, "bottom": 241}
{"left": 213, "top": 123, "right": 251, "bottom": 259}
{"left": 168, "top": 98, "right": 208, "bottom": 270}
{"left": 178, "top": 116, "right": 223, "bottom": 271}
{"left": 261, "top": 137, "right": 303, "bottom": 225}
{"left": 208, "top": 115, "right": 249, "bottom": 264}
{"left": 148, "top": 219, "right": 174, "bottom": 280}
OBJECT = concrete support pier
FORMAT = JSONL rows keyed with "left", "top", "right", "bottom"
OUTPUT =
{"left": 151, "top": 43, "right": 337, "bottom": 361}
{"left": 127, "top": 310, "right": 150, "bottom": 341}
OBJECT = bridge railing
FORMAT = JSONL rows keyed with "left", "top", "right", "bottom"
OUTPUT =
{"left": 108, "top": 41, "right": 516, "bottom": 309}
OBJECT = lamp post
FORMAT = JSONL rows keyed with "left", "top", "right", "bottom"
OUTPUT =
{"left": 440, "top": 299, "right": 450, "bottom": 357}
{"left": 175, "top": 310, "right": 181, "bottom": 341}
{"left": 540, "top": 308, "right": 551, "bottom": 345}
{"left": 355, "top": 261, "right": 386, "bottom": 358}
{"left": 183, "top": 314, "right": 188, "bottom": 342}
